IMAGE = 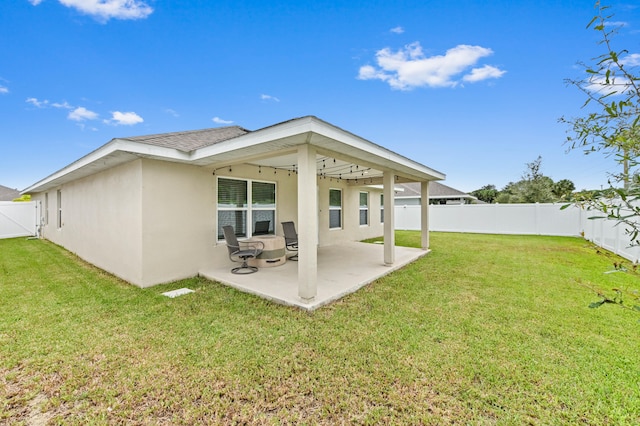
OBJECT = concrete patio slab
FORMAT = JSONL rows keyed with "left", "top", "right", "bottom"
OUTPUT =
{"left": 199, "top": 241, "right": 429, "bottom": 311}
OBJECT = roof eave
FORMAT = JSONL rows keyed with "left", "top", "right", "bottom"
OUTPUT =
{"left": 23, "top": 116, "right": 445, "bottom": 193}
{"left": 192, "top": 116, "right": 445, "bottom": 182}
{"left": 22, "top": 139, "right": 192, "bottom": 194}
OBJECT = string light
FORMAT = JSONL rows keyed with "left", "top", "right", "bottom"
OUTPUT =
{"left": 249, "top": 161, "right": 386, "bottom": 182}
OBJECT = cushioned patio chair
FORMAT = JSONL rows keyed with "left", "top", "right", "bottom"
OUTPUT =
{"left": 253, "top": 220, "right": 271, "bottom": 235}
{"left": 222, "top": 225, "right": 264, "bottom": 274}
{"left": 281, "top": 221, "right": 298, "bottom": 261}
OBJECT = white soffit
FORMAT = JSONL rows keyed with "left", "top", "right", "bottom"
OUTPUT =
{"left": 192, "top": 116, "right": 445, "bottom": 182}
{"left": 22, "top": 139, "right": 193, "bottom": 193}
{"left": 23, "top": 116, "right": 444, "bottom": 193}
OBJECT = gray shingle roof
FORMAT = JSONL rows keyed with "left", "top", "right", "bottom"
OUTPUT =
{"left": 395, "top": 181, "right": 474, "bottom": 199}
{"left": 0, "top": 184, "right": 20, "bottom": 201}
{"left": 118, "top": 126, "right": 250, "bottom": 152}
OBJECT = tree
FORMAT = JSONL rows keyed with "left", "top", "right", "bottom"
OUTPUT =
{"left": 560, "top": 2, "right": 640, "bottom": 244}
{"left": 498, "top": 156, "right": 555, "bottom": 203}
{"left": 561, "top": 2, "right": 640, "bottom": 314}
{"left": 472, "top": 157, "right": 575, "bottom": 204}
{"left": 552, "top": 179, "right": 576, "bottom": 201}
{"left": 470, "top": 184, "right": 499, "bottom": 203}
{"left": 12, "top": 194, "right": 31, "bottom": 202}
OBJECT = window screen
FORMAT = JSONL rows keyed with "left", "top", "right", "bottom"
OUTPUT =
{"left": 218, "top": 178, "right": 276, "bottom": 239}
{"left": 359, "top": 192, "right": 369, "bottom": 226}
{"left": 329, "top": 189, "right": 342, "bottom": 229}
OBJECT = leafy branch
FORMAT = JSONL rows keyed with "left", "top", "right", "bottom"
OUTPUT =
{"left": 577, "top": 278, "right": 640, "bottom": 312}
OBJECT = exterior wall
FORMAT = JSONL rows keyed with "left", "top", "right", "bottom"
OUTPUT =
{"left": 317, "top": 178, "right": 384, "bottom": 246}
{"left": 211, "top": 166, "right": 385, "bottom": 267}
{"left": 139, "top": 159, "right": 217, "bottom": 287}
{"left": 31, "top": 159, "right": 388, "bottom": 288}
{"left": 35, "top": 160, "right": 144, "bottom": 284}
{"left": 208, "top": 163, "right": 298, "bottom": 270}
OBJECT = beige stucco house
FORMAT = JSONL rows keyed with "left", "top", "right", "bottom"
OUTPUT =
{"left": 23, "top": 116, "right": 444, "bottom": 303}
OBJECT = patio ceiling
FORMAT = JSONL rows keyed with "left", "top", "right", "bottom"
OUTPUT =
{"left": 237, "top": 153, "right": 386, "bottom": 184}
{"left": 199, "top": 116, "right": 445, "bottom": 184}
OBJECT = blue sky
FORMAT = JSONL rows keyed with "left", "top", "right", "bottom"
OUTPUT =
{"left": 1, "top": 0, "right": 639, "bottom": 193}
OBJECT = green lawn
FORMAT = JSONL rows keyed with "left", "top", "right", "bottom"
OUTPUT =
{"left": 1, "top": 232, "right": 639, "bottom": 425}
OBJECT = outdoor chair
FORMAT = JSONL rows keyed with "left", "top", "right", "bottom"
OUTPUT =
{"left": 281, "top": 221, "right": 298, "bottom": 261}
{"left": 253, "top": 220, "right": 271, "bottom": 235}
{"left": 222, "top": 225, "right": 264, "bottom": 274}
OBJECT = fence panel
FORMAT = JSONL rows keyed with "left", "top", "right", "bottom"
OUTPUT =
{"left": 396, "top": 203, "right": 582, "bottom": 236}
{"left": 0, "top": 201, "right": 39, "bottom": 239}
{"left": 580, "top": 207, "right": 640, "bottom": 263}
{"left": 395, "top": 202, "right": 639, "bottom": 263}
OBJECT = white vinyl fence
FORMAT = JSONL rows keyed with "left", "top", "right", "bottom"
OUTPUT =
{"left": 395, "top": 203, "right": 640, "bottom": 263}
{"left": 0, "top": 201, "right": 40, "bottom": 239}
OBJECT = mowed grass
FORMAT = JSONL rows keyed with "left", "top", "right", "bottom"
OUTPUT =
{"left": 1, "top": 232, "right": 639, "bottom": 425}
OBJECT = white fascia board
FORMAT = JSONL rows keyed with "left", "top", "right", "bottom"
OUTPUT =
{"left": 193, "top": 116, "right": 445, "bottom": 181}
{"left": 23, "top": 115, "right": 445, "bottom": 193}
{"left": 429, "top": 195, "right": 477, "bottom": 200}
{"left": 192, "top": 117, "right": 314, "bottom": 161}
{"left": 306, "top": 117, "right": 445, "bottom": 181}
{"left": 22, "top": 139, "right": 191, "bottom": 193}
{"left": 112, "top": 139, "right": 193, "bottom": 161}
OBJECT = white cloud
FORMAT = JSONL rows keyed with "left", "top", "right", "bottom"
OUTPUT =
{"left": 586, "top": 75, "right": 634, "bottom": 96}
{"left": 463, "top": 64, "right": 506, "bottom": 82}
{"left": 604, "top": 20, "right": 628, "bottom": 27}
{"left": 27, "top": 98, "right": 75, "bottom": 108}
{"left": 75, "top": 123, "right": 99, "bottom": 131}
{"left": 584, "top": 53, "right": 640, "bottom": 96}
{"left": 43, "top": 0, "right": 154, "bottom": 21}
{"left": 260, "top": 94, "right": 280, "bottom": 102}
{"left": 212, "top": 116, "right": 233, "bottom": 124}
{"left": 357, "top": 42, "right": 506, "bottom": 90}
{"left": 107, "top": 111, "right": 143, "bottom": 125}
{"left": 165, "top": 108, "right": 179, "bottom": 117}
{"left": 620, "top": 53, "right": 640, "bottom": 67}
{"left": 0, "top": 86, "right": 8, "bottom": 94}
{"left": 390, "top": 26, "right": 404, "bottom": 34}
{"left": 68, "top": 106, "right": 98, "bottom": 121}
{"left": 52, "top": 101, "right": 73, "bottom": 109}
{"left": 26, "top": 97, "right": 49, "bottom": 108}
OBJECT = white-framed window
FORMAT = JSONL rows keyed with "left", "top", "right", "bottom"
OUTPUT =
{"left": 380, "top": 194, "right": 384, "bottom": 223}
{"left": 359, "top": 191, "right": 369, "bottom": 226}
{"left": 44, "top": 192, "right": 49, "bottom": 225}
{"left": 329, "top": 188, "right": 342, "bottom": 229}
{"left": 56, "top": 190, "right": 62, "bottom": 229}
{"left": 217, "top": 177, "right": 276, "bottom": 239}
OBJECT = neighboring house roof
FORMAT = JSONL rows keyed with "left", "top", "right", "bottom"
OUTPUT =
{"left": 394, "top": 181, "right": 477, "bottom": 201}
{"left": 0, "top": 184, "right": 20, "bottom": 201}
{"left": 23, "top": 116, "right": 445, "bottom": 194}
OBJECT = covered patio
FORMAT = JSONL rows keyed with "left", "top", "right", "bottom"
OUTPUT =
{"left": 200, "top": 116, "right": 443, "bottom": 303}
{"left": 199, "top": 241, "right": 429, "bottom": 311}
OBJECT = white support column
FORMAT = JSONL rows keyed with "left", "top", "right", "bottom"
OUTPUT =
{"left": 420, "top": 181, "right": 430, "bottom": 250}
{"left": 383, "top": 171, "right": 395, "bottom": 265}
{"left": 297, "top": 144, "right": 318, "bottom": 300}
